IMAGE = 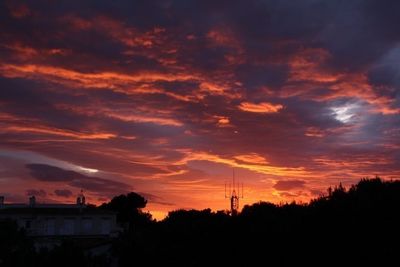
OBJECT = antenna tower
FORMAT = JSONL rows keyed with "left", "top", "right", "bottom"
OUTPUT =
{"left": 225, "top": 169, "right": 244, "bottom": 216}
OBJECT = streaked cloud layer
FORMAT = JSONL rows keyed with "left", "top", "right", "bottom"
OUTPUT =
{"left": 0, "top": 0, "right": 399, "bottom": 218}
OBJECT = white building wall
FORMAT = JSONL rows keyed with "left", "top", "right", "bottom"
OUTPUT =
{"left": 0, "top": 213, "right": 117, "bottom": 237}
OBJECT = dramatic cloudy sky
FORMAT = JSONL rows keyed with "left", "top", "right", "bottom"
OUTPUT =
{"left": 0, "top": 0, "right": 399, "bottom": 219}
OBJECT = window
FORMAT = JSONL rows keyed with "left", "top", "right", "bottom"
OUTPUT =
{"left": 82, "top": 218, "right": 92, "bottom": 234}
{"left": 101, "top": 218, "right": 111, "bottom": 235}
{"left": 45, "top": 219, "right": 55, "bottom": 235}
{"left": 61, "top": 218, "right": 74, "bottom": 235}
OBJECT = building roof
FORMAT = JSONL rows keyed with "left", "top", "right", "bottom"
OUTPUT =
{"left": 0, "top": 204, "right": 116, "bottom": 216}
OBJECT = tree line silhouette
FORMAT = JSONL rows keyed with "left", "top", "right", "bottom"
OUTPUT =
{"left": 1, "top": 177, "right": 399, "bottom": 266}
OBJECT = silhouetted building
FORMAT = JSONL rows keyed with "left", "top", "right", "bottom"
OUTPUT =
{"left": 0, "top": 195, "right": 119, "bottom": 238}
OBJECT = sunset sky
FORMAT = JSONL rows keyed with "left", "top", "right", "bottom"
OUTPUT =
{"left": 0, "top": 0, "right": 399, "bottom": 219}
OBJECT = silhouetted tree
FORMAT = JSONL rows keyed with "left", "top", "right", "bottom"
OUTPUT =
{"left": 100, "top": 192, "right": 153, "bottom": 229}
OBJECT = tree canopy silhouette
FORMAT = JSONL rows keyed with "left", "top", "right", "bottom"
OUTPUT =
{"left": 118, "top": 177, "right": 400, "bottom": 266}
{"left": 100, "top": 192, "right": 152, "bottom": 229}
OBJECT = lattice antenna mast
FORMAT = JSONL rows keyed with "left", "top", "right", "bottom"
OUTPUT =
{"left": 225, "top": 169, "right": 244, "bottom": 216}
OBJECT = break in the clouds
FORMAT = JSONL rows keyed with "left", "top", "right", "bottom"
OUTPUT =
{"left": 0, "top": 0, "right": 399, "bottom": 219}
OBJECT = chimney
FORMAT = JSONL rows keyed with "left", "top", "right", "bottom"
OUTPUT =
{"left": 76, "top": 190, "right": 86, "bottom": 206}
{"left": 0, "top": 196, "right": 4, "bottom": 208}
{"left": 29, "top": 196, "right": 36, "bottom": 207}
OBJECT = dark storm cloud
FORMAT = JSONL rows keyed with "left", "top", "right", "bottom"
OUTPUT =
{"left": 367, "top": 46, "right": 400, "bottom": 90}
{"left": 54, "top": 189, "right": 73, "bottom": 198}
{"left": 25, "top": 188, "right": 46, "bottom": 197}
{"left": 0, "top": 77, "right": 100, "bottom": 131}
{"left": 235, "top": 64, "right": 289, "bottom": 89}
{"left": 26, "top": 164, "right": 131, "bottom": 196}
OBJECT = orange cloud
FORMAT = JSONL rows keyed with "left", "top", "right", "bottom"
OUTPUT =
{"left": 313, "top": 156, "right": 393, "bottom": 169}
{"left": 207, "top": 30, "right": 234, "bottom": 46}
{"left": 63, "top": 15, "right": 164, "bottom": 48}
{"left": 2, "top": 125, "right": 116, "bottom": 140}
{"left": 0, "top": 63, "right": 243, "bottom": 103}
{"left": 206, "top": 28, "right": 245, "bottom": 65}
{"left": 199, "top": 82, "right": 226, "bottom": 94}
{"left": 304, "top": 127, "right": 325, "bottom": 138}
{"left": 234, "top": 153, "right": 269, "bottom": 165}
{"left": 54, "top": 103, "right": 184, "bottom": 127}
{"left": 7, "top": 3, "right": 31, "bottom": 18}
{"left": 106, "top": 113, "right": 183, "bottom": 127}
{"left": 127, "top": 86, "right": 194, "bottom": 102}
{"left": 3, "top": 43, "right": 38, "bottom": 57}
{"left": 288, "top": 48, "right": 343, "bottom": 83}
{"left": 206, "top": 28, "right": 242, "bottom": 51}
{"left": 218, "top": 117, "right": 230, "bottom": 125}
{"left": 0, "top": 64, "right": 198, "bottom": 89}
{"left": 178, "top": 151, "right": 309, "bottom": 178}
{"left": 238, "top": 102, "right": 284, "bottom": 113}
{"left": 212, "top": 115, "right": 231, "bottom": 127}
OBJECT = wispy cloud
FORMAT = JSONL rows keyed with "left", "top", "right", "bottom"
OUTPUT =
{"left": 238, "top": 102, "right": 284, "bottom": 113}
